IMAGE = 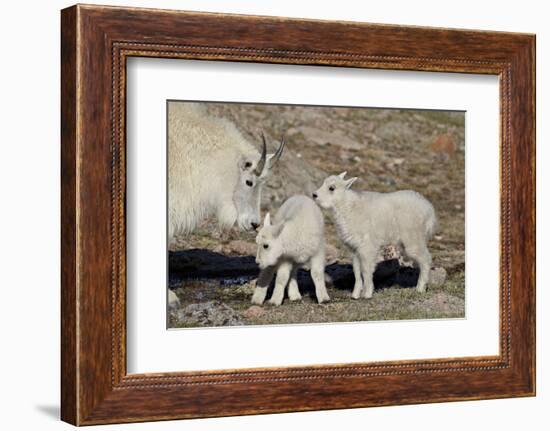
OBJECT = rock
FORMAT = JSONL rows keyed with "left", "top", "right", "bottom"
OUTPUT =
{"left": 220, "top": 277, "right": 255, "bottom": 288}
{"left": 378, "top": 244, "right": 399, "bottom": 262}
{"left": 339, "top": 150, "right": 350, "bottom": 160}
{"left": 168, "top": 289, "right": 180, "bottom": 310}
{"left": 224, "top": 240, "right": 256, "bottom": 256}
{"left": 431, "top": 132, "right": 456, "bottom": 161}
{"left": 386, "top": 157, "right": 405, "bottom": 170}
{"left": 378, "top": 176, "right": 396, "bottom": 186}
{"left": 243, "top": 305, "right": 265, "bottom": 319}
{"left": 209, "top": 228, "right": 224, "bottom": 241}
{"left": 377, "top": 244, "right": 414, "bottom": 267}
{"left": 363, "top": 132, "right": 381, "bottom": 144}
{"left": 339, "top": 151, "right": 363, "bottom": 163}
{"left": 325, "top": 243, "right": 339, "bottom": 265}
{"left": 176, "top": 301, "right": 243, "bottom": 327}
{"left": 289, "top": 126, "right": 362, "bottom": 150}
{"left": 430, "top": 267, "right": 447, "bottom": 286}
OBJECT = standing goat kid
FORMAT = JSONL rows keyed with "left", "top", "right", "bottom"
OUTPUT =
{"left": 313, "top": 172, "right": 437, "bottom": 299}
{"left": 252, "top": 195, "right": 330, "bottom": 306}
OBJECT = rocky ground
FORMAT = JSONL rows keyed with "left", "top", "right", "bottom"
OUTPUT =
{"left": 168, "top": 102, "right": 465, "bottom": 328}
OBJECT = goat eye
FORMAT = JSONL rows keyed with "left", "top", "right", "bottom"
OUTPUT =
{"left": 329, "top": 186, "right": 335, "bottom": 192}
{"left": 263, "top": 244, "right": 269, "bottom": 249}
{"left": 246, "top": 180, "right": 253, "bottom": 187}
{"left": 244, "top": 161, "right": 252, "bottom": 168}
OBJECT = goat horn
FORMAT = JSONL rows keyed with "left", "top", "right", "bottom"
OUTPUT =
{"left": 270, "top": 135, "right": 286, "bottom": 168}
{"left": 254, "top": 133, "right": 268, "bottom": 176}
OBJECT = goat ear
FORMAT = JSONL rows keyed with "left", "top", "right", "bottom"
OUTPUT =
{"left": 263, "top": 212, "right": 271, "bottom": 227}
{"left": 272, "top": 223, "right": 284, "bottom": 238}
{"left": 344, "top": 177, "right": 357, "bottom": 189}
{"left": 338, "top": 171, "right": 347, "bottom": 179}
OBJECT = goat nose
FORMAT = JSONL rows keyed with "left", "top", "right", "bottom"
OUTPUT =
{"left": 312, "top": 192, "right": 318, "bottom": 199}
{"left": 251, "top": 222, "right": 259, "bottom": 230}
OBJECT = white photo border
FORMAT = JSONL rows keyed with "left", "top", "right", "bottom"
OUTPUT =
{"left": 126, "top": 58, "right": 500, "bottom": 374}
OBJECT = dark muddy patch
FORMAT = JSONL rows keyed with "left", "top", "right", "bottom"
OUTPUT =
{"left": 169, "top": 249, "right": 419, "bottom": 295}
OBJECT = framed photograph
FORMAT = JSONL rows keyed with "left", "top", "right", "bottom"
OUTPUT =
{"left": 61, "top": 4, "right": 535, "bottom": 425}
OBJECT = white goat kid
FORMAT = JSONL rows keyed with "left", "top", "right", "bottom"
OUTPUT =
{"left": 168, "top": 102, "right": 285, "bottom": 243}
{"left": 251, "top": 195, "right": 330, "bottom": 306}
{"left": 313, "top": 172, "right": 437, "bottom": 299}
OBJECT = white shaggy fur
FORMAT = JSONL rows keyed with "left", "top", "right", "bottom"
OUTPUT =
{"left": 313, "top": 172, "right": 437, "bottom": 298}
{"left": 168, "top": 102, "right": 283, "bottom": 243}
{"left": 251, "top": 195, "right": 330, "bottom": 306}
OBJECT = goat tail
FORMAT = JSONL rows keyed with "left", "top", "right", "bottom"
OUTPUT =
{"left": 426, "top": 207, "right": 438, "bottom": 239}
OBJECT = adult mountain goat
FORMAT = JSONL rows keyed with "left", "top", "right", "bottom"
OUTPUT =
{"left": 168, "top": 103, "right": 285, "bottom": 243}
{"left": 313, "top": 172, "right": 437, "bottom": 299}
